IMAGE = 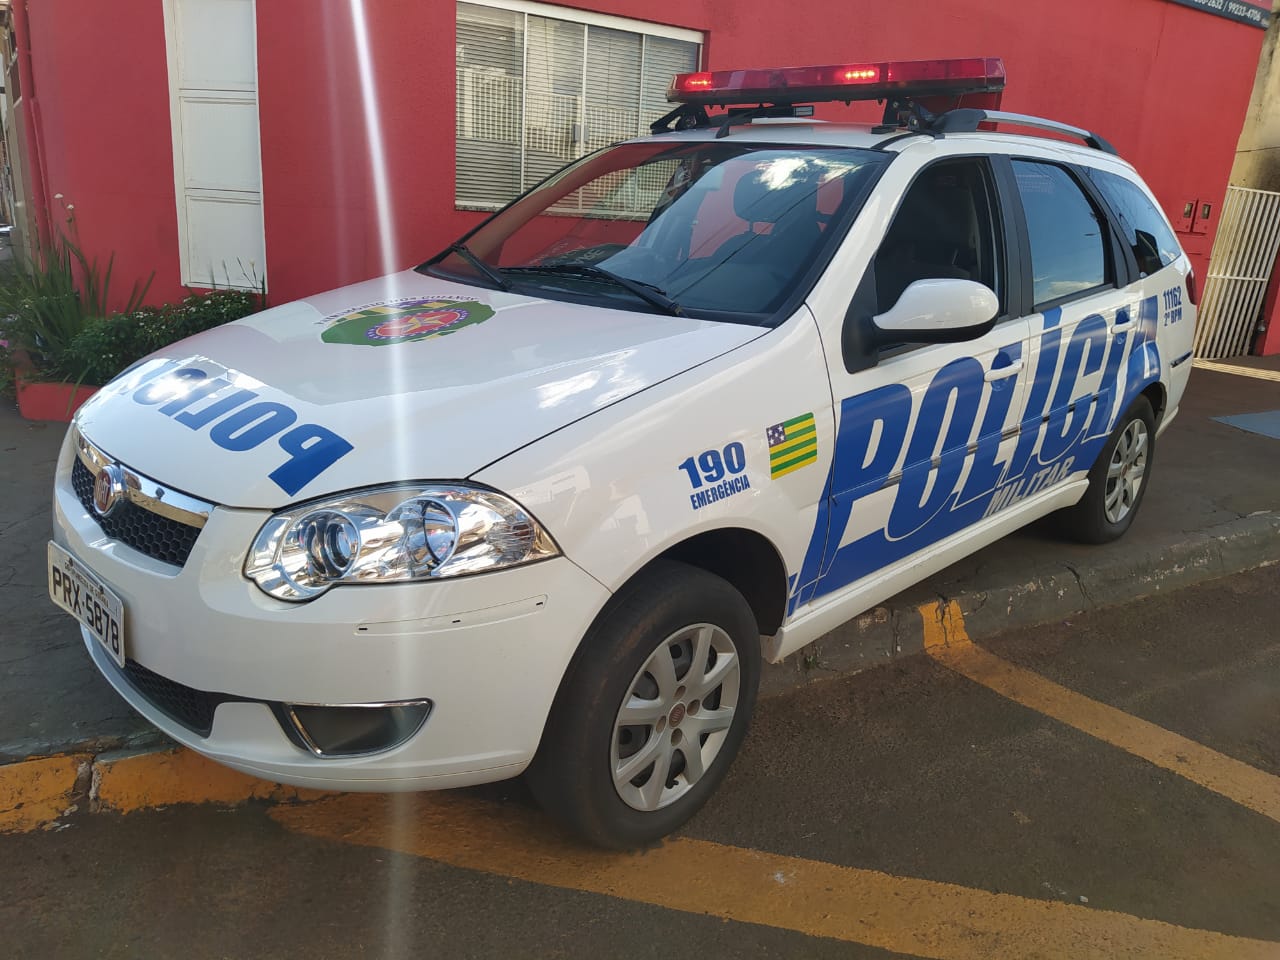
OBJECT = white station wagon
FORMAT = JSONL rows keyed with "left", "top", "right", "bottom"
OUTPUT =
{"left": 50, "top": 58, "right": 1195, "bottom": 847}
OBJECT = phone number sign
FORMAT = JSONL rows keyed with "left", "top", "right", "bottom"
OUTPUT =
{"left": 1167, "top": 0, "right": 1270, "bottom": 28}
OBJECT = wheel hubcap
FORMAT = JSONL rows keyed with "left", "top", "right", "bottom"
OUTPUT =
{"left": 610, "top": 623, "right": 741, "bottom": 812}
{"left": 1104, "top": 418, "right": 1149, "bottom": 524}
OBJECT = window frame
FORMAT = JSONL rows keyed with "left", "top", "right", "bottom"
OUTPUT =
{"left": 1002, "top": 156, "right": 1126, "bottom": 315}
{"left": 852, "top": 154, "right": 1014, "bottom": 363}
{"left": 455, "top": 0, "right": 703, "bottom": 212}
{"left": 459, "top": 0, "right": 702, "bottom": 43}
{"left": 870, "top": 154, "right": 1014, "bottom": 324}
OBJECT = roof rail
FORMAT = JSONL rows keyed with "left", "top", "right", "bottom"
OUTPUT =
{"left": 930, "top": 108, "right": 1118, "bottom": 155}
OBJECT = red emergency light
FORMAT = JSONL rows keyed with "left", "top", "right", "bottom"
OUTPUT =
{"left": 669, "top": 58, "right": 1006, "bottom": 106}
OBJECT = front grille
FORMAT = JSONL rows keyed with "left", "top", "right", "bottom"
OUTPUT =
{"left": 72, "top": 458, "right": 202, "bottom": 567}
{"left": 118, "top": 659, "right": 228, "bottom": 737}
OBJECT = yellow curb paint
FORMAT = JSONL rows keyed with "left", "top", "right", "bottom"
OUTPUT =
{"left": 93, "top": 748, "right": 331, "bottom": 813}
{"left": 921, "top": 601, "right": 1280, "bottom": 825}
{"left": 271, "top": 792, "right": 1279, "bottom": 959}
{"left": 921, "top": 597, "right": 968, "bottom": 650}
{"left": 0, "top": 754, "right": 89, "bottom": 833}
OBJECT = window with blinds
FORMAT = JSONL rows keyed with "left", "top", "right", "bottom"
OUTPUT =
{"left": 456, "top": 1, "right": 701, "bottom": 211}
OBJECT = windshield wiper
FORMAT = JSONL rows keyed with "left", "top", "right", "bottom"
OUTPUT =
{"left": 505, "top": 263, "right": 684, "bottom": 317}
{"left": 446, "top": 242, "right": 511, "bottom": 291}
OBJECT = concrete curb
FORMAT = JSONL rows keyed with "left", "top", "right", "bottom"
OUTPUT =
{"left": 1, "top": 745, "right": 332, "bottom": 834}
{"left": 3, "top": 510, "right": 1277, "bottom": 831}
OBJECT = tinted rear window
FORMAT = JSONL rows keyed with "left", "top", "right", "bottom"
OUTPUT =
{"left": 1086, "top": 168, "right": 1181, "bottom": 277}
{"left": 1012, "top": 160, "right": 1109, "bottom": 308}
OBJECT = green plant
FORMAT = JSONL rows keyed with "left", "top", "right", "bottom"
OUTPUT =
{"left": 210, "top": 258, "right": 267, "bottom": 299}
{"left": 0, "top": 330, "right": 14, "bottom": 400}
{"left": 63, "top": 289, "right": 262, "bottom": 386}
{"left": 0, "top": 197, "right": 153, "bottom": 381}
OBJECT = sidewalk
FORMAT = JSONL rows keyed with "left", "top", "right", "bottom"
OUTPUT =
{"left": 1, "top": 359, "right": 1277, "bottom": 765}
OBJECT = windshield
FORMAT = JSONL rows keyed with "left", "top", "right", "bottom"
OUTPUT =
{"left": 423, "top": 140, "right": 888, "bottom": 322}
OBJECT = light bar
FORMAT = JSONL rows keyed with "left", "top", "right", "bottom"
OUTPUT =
{"left": 668, "top": 58, "right": 1006, "bottom": 107}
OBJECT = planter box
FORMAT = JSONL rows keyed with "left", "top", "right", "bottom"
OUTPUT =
{"left": 15, "top": 371, "right": 99, "bottom": 422}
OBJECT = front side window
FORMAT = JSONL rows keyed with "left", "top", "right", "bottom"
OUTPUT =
{"left": 1086, "top": 169, "right": 1181, "bottom": 277}
{"left": 1012, "top": 160, "right": 1109, "bottom": 308}
{"left": 426, "top": 141, "right": 888, "bottom": 320}
{"left": 874, "top": 157, "right": 1004, "bottom": 315}
{"left": 455, "top": 2, "right": 701, "bottom": 210}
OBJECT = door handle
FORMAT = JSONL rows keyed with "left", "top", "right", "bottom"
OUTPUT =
{"left": 984, "top": 360, "right": 1024, "bottom": 382}
{"left": 1111, "top": 319, "right": 1135, "bottom": 334}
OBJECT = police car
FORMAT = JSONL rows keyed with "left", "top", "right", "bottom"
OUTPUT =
{"left": 48, "top": 58, "right": 1195, "bottom": 848}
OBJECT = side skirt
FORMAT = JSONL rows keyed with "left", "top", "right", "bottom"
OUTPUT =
{"left": 764, "top": 478, "right": 1090, "bottom": 663}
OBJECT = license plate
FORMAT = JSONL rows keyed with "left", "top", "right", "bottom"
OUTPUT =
{"left": 48, "top": 542, "right": 126, "bottom": 668}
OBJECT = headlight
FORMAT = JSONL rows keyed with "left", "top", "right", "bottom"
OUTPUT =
{"left": 245, "top": 483, "right": 559, "bottom": 601}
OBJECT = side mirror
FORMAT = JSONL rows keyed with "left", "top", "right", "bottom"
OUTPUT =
{"left": 842, "top": 277, "right": 1000, "bottom": 373}
{"left": 873, "top": 278, "right": 999, "bottom": 340}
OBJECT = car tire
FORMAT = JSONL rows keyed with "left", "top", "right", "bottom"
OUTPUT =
{"left": 526, "top": 559, "right": 761, "bottom": 850}
{"left": 1057, "top": 394, "right": 1156, "bottom": 544}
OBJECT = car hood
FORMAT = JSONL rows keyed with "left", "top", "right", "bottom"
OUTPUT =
{"left": 74, "top": 271, "right": 765, "bottom": 509}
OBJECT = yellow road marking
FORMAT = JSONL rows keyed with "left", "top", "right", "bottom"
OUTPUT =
{"left": 1192, "top": 359, "right": 1280, "bottom": 382}
{"left": 271, "top": 792, "right": 1279, "bottom": 959}
{"left": 921, "top": 601, "right": 1280, "bottom": 825}
{"left": 0, "top": 754, "right": 89, "bottom": 833}
{"left": 93, "top": 748, "right": 330, "bottom": 813}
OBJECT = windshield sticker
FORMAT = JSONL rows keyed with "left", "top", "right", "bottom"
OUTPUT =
{"left": 767, "top": 414, "right": 818, "bottom": 478}
{"left": 321, "top": 298, "right": 495, "bottom": 347}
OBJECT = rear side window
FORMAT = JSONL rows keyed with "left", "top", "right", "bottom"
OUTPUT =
{"left": 1086, "top": 168, "right": 1181, "bottom": 277}
{"left": 1012, "top": 160, "right": 1109, "bottom": 308}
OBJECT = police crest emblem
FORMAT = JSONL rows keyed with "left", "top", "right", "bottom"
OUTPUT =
{"left": 321, "top": 298, "right": 495, "bottom": 346}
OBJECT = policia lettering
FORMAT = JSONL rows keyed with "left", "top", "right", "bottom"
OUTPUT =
{"left": 789, "top": 295, "right": 1162, "bottom": 614}
{"left": 128, "top": 363, "right": 354, "bottom": 495}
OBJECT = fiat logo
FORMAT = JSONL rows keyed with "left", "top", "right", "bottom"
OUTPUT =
{"left": 92, "top": 464, "right": 127, "bottom": 517}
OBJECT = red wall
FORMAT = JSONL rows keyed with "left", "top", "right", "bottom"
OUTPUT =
{"left": 17, "top": 0, "right": 1270, "bottom": 309}
{"left": 19, "top": 0, "right": 185, "bottom": 307}
{"left": 253, "top": 0, "right": 724, "bottom": 300}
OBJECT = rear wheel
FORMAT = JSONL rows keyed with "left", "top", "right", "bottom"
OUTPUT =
{"left": 1058, "top": 395, "right": 1156, "bottom": 544}
{"left": 526, "top": 560, "right": 760, "bottom": 849}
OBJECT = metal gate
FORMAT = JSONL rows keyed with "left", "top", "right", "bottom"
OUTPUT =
{"left": 1194, "top": 186, "right": 1280, "bottom": 359}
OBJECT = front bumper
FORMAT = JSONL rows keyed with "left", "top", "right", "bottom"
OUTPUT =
{"left": 53, "top": 430, "right": 610, "bottom": 791}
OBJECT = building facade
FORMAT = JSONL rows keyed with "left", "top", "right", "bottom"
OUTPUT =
{"left": 7, "top": 0, "right": 1273, "bottom": 330}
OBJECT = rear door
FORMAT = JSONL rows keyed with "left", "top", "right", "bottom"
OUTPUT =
{"left": 1084, "top": 167, "right": 1196, "bottom": 413}
{"left": 989, "top": 156, "right": 1157, "bottom": 515}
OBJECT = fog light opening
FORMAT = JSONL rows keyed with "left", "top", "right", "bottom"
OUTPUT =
{"left": 281, "top": 700, "right": 432, "bottom": 758}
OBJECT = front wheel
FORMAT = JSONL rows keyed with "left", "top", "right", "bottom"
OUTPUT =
{"left": 1057, "top": 394, "right": 1156, "bottom": 544}
{"left": 526, "top": 560, "right": 760, "bottom": 849}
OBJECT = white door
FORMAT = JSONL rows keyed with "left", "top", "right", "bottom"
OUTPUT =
{"left": 794, "top": 155, "right": 1032, "bottom": 611}
{"left": 164, "top": 0, "right": 266, "bottom": 290}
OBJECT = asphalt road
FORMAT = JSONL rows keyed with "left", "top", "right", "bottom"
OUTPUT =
{"left": 3, "top": 565, "right": 1279, "bottom": 959}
